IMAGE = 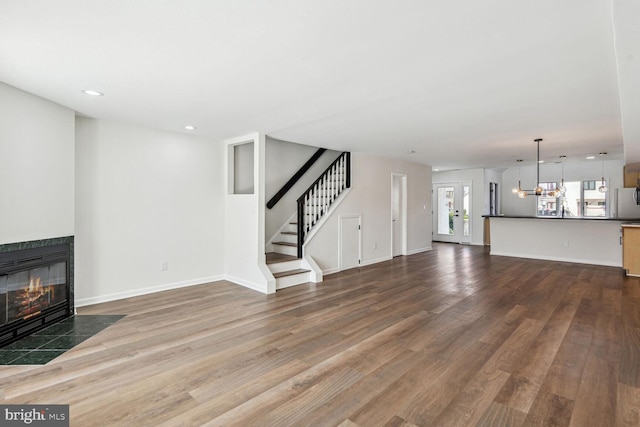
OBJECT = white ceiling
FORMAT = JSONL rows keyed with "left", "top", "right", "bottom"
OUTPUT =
{"left": 0, "top": 0, "right": 637, "bottom": 170}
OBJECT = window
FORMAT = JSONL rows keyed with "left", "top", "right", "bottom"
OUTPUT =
{"left": 537, "top": 182, "right": 558, "bottom": 217}
{"left": 583, "top": 180, "right": 606, "bottom": 217}
{"left": 536, "top": 180, "right": 607, "bottom": 218}
{"left": 463, "top": 185, "right": 470, "bottom": 237}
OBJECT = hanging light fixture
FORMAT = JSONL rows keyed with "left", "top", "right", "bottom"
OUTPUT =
{"left": 512, "top": 159, "right": 524, "bottom": 195}
{"left": 549, "top": 155, "right": 567, "bottom": 197}
{"left": 598, "top": 152, "right": 608, "bottom": 193}
{"left": 514, "top": 138, "right": 545, "bottom": 198}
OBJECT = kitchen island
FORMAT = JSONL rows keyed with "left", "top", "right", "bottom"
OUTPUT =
{"left": 484, "top": 215, "right": 640, "bottom": 267}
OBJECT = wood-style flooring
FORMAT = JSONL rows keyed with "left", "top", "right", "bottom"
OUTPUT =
{"left": 1, "top": 243, "right": 639, "bottom": 426}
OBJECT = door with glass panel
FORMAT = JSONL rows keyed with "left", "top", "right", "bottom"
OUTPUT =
{"left": 433, "top": 183, "right": 471, "bottom": 243}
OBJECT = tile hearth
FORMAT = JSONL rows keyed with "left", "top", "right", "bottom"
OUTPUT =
{"left": 0, "top": 315, "right": 124, "bottom": 365}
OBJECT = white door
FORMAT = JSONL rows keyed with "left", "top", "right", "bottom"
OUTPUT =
{"left": 391, "top": 174, "right": 407, "bottom": 257}
{"left": 340, "top": 216, "right": 361, "bottom": 270}
{"left": 433, "top": 183, "right": 461, "bottom": 243}
{"left": 432, "top": 182, "right": 472, "bottom": 244}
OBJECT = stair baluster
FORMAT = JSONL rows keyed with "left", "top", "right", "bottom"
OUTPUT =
{"left": 296, "top": 151, "right": 351, "bottom": 258}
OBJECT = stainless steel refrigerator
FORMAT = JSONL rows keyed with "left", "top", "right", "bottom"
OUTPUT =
{"left": 614, "top": 188, "right": 640, "bottom": 218}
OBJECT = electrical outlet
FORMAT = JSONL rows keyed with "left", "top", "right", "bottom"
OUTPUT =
{"left": 373, "top": 242, "right": 377, "bottom": 250}
{"left": 563, "top": 241, "right": 569, "bottom": 247}
{"left": 161, "top": 261, "right": 168, "bottom": 271}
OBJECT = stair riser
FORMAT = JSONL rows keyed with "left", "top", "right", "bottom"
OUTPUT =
{"left": 276, "top": 272, "right": 311, "bottom": 290}
{"left": 268, "top": 259, "right": 303, "bottom": 274}
{"left": 284, "top": 228, "right": 295, "bottom": 236}
{"left": 279, "top": 233, "right": 297, "bottom": 244}
{"left": 272, "top": 243, "right": 298, "bottom": 257}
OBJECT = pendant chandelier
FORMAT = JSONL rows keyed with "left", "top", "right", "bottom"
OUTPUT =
{"left": 513, "top": 138, "right": 567, "bottom": 199}
{"left": 598, "top": 152, "right": 608, "bottom": 193}
{"left": 514, "top": 138, "right": 543, "bottom": 198}
{"left": 548, "top": 155, "right": 567, "bottom": 198}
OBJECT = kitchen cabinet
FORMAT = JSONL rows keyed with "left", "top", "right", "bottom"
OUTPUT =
{"left": 622, "top": 224, "right": 640, "bottom": 277}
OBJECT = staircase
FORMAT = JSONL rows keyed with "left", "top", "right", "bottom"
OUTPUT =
{"left": 267, "top": 151, "right": 351, "bottom": 289}
{"left": 267, "top": 219, "right": 312, "bottom": 289}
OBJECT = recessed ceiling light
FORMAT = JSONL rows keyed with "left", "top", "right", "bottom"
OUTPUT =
{"left": 184, "top": 125, "right": 197, "bottom": 131}
{"left": 586, "top": 156, "right": 595, "bottom": 160}
{"left": 82, "top": 90, "right": 103, "bottom": 96}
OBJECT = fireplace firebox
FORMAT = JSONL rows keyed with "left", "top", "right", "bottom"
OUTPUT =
{"left": 0, "top": 237, "right": 73, "bottom": 347}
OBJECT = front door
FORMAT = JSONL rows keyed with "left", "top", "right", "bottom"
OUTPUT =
{"left": 433, "top": 183, "right": 462, "bottom": 243}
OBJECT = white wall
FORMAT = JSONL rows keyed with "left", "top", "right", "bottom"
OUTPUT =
{"left": 305, "top": 153, "right": 431, "bottom": 274}
{"left": 224, "top": 133, "right": 275, "bottom": 293}
{"left": 265, "top": 137, "right": 340, "bottom": 241}
{"left": 432, "top": 168, "right": 485, "bottom": 245}
{"left": 501, "top": 159, "right": 624, "bottom": 216}
{"left": 0, "top": 82, "right": 75, "bottom": 244}
{"left": 74, "top": 118, "right": 225, "bottom": 305}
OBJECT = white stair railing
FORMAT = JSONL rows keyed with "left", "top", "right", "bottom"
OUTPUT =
{"left": 296, "top": 152, "right": 351, "bottom": 258}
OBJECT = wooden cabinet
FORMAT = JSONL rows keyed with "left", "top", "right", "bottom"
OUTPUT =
{"left": 484, "top": 217, "right": 490, "bottom": 246}
{"left": 624, "top": 163, "right": 640, "bottom": 188}
{"left": 623, "top": 224, "right": 640, "bottom": 276}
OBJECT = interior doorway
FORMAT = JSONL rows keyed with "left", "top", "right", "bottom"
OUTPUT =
{"left": 391, "top": 173, "right": 407, "bottom": 257}
{"left": 340, "top": 215, "right": 361, "bottom": 271}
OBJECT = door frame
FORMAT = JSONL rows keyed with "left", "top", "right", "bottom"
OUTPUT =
{"left": 339, "top": 214, "right": 362, "bottom": 271}
{"left": 432, "top": 181, "right": 472, "bottom": 244}
{"left": 391, "top": 173, "right": 407, "bottom": 257}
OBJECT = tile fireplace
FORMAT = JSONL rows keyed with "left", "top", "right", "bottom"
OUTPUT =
{"left": 0, "top": 237, "right": 74, "bottom": 347}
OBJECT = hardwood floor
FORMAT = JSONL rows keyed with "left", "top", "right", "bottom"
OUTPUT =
{"left": 1, "top": 243, "right": 638, "bottom": 426}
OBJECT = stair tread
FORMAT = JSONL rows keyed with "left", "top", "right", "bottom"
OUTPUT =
{"left": 273, "top": 268, "right": 311, "bottom": 279}
{"left": 266, "top": 252, "right": 298, "bottom": 264}
{"left": 281, "top": 231, "right": 297, "bottom": 235}
{"left": 273, "top": 241, "right": 297, "bottom": 247}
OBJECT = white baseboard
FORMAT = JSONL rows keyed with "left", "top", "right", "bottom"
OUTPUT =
{"left": 360, "top": 256, "right": 392, "bottom": 267}
{"left": 489, "top": 251, "right": 622, "bottom": 268}
{"left": 407, "top": 246, "right": 432, "bottom": 255}
{"left": 224, "top": 274, "right": 269, "bottom": 294}
{"left": 322, "top": 267, "right": 341, "bottom": 276}
{"left": 75, "top": 275, "right": 225, "bottom": 307}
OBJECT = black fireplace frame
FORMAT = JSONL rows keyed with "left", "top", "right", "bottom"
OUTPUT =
{"left": 0, "top": 236, "right": 74, "bottom": 347}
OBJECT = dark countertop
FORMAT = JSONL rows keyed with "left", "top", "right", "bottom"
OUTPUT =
{"left": 483, "top": 215, "right": 640, "bottom": 222}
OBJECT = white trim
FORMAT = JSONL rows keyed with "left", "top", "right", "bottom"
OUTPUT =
{"left": 303, "top": 255, "right": 323, "bottom": 283}
{"left": 407, "top": 246, "right": 432, "bottom": 255}
{"left": 75, "top": 275, "right": 225, "bottom": 307}
{"left": 489, "top": 251, "right": 622, "bottom": 267}
{"left": 321, "top": 267, "right": 340, "bottom": 276}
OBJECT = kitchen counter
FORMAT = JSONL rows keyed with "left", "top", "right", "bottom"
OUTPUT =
{"left": 485, "top": 216, "right": 626, "bottom": 267}
{"left": 483, "top": 214, "right": 640, "bottom": 222}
